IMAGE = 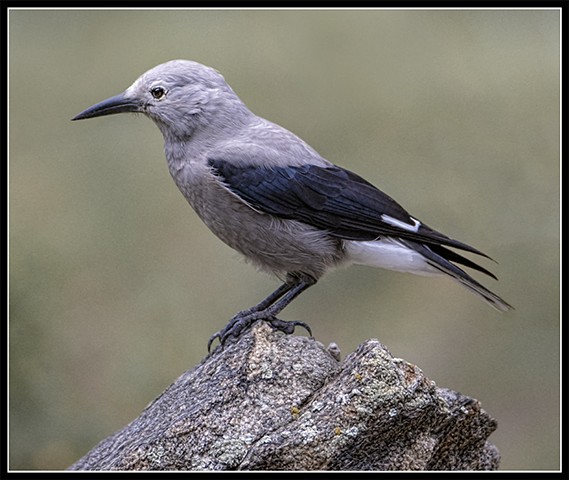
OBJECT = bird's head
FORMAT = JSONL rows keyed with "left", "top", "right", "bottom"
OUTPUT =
{"left": 72, "top": 60, "right": 249, "bottom": 139}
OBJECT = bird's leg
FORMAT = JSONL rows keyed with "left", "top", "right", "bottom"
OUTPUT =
{"left": 208, "top": 274, "right": 315, "bottom": 351}
{"left": 231, "top": 282, "right": 294, "bottom": 316}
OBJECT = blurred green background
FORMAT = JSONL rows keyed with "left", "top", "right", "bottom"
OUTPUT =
{"left": 9, "top": 9, "right": 559, "bottom": 471}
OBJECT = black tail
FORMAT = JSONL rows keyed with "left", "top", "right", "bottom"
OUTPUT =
{"left": 403, "top": 240, "right": 514, "bottom": 312}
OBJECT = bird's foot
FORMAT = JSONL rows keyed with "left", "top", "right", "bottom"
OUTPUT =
{"left": 207, "top": 313, "right": 312, "bottom": 352}
{"left": 207, "top": 311, "right": 254, "bottom": 352}
{"left": 265, "top": 317, "right": 312, "bottom": 337}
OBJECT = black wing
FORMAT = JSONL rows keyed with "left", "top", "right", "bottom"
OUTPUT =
{"left": 210, "top": 160, "right": 487, "bottom": 248}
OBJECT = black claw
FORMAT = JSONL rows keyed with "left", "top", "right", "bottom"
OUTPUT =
{"left": 266, "top": 317, "right": 313, "bottom": 337}
{"left": 207, "top": 333, "right": 220, "bottom": 353}
{"left": 207, "top": 313, "right": 257, "bottom": 352}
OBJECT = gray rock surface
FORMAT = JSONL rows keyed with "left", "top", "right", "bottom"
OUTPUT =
{"left": 69, "top": 322, "right": 499, "bottom": 471}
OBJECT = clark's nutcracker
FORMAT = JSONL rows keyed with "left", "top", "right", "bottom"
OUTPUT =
{"left": 73, "top": 60, "right": 513, "bottom": 349}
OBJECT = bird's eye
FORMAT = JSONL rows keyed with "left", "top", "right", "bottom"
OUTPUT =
{"left": 150, "top": 86, "right": 166, "bottom": 100}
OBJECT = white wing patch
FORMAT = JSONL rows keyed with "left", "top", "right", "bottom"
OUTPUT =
{"left": 381, "top": 214, "right": 421, "bottom": 232}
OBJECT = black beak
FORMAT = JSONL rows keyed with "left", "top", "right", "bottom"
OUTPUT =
{"left": 72, "top": 92, "right": 142, "bottom": 121}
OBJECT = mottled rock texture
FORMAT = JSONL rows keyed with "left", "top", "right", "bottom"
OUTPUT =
{"left": 70, "top": 322, "right": 499, "bottom": 471}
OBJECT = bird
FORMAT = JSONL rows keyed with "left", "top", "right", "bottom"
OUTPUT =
{"left": 72, "top": 59, "right": 513, "bottom": 350}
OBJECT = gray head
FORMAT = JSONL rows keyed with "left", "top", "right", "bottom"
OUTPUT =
{"left": 73, "top": 60, "right": 251, "bottom": 139}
